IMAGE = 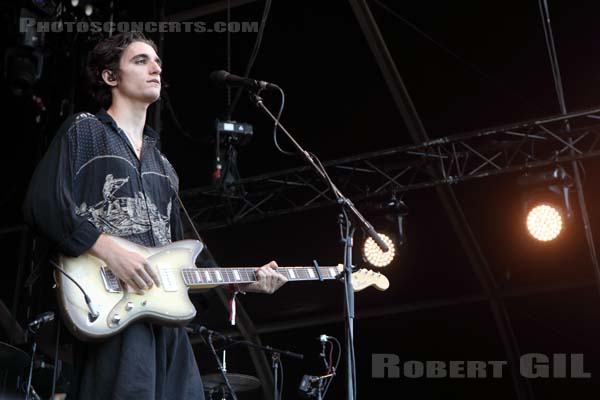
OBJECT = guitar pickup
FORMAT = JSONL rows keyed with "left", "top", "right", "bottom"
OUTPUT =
{"left": 100, "top": 266, "right": 122, "bottom": 293}
{"left": 159, "top": 267, "right": 178, "bottom": 292}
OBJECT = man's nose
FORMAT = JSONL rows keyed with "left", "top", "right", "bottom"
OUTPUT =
{"left": 150, "top": 60, "right": 161, "bottom": 74}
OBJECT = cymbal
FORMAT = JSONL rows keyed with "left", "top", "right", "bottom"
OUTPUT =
{"left": 0, "top": 341, "right": 30, "bottom": 371}
{"left": 202, "top": 373, "right": 261, "bottom": 392}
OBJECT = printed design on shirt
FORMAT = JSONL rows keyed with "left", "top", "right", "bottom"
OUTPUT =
{"left": 76, "top": 174, "right": 172, "bottom": 244}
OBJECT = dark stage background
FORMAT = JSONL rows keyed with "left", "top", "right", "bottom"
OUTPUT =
{"left": 3, "top": 0, "right": 600, "bottom": 399}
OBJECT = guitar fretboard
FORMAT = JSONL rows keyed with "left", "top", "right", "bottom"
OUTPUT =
{"left": 182, "top": 266, "right": 340, "bottom": 288}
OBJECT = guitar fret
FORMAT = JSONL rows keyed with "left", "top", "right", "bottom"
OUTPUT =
{"left": 232, "top": 269, "right": 241, "bottom": 281}
{"left": 182, "top": 265, "right": 340, "bottom": 287}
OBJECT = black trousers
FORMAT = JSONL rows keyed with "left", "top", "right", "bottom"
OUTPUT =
{"left": 68, "top": 323, "right": 204, "bottom": 400}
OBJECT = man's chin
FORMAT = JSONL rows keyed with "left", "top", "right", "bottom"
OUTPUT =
{"left": 141, "top": 92, "right": 161, "bottom": 104}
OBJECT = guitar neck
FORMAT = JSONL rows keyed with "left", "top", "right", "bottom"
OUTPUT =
{"left": 182, "top": 266, "right": 340, "bottom": 288}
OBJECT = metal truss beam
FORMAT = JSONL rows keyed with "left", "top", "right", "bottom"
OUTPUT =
{"left": 181, "top": 106, "right": 600, "bottom": 231}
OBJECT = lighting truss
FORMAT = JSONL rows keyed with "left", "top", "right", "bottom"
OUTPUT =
{"left": 181, "top": 106, "right": 600, "bottom": 231}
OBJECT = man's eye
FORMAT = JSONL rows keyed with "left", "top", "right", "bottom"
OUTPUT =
{"left": 136, "top": 59, "right": 146, "bottom": 64}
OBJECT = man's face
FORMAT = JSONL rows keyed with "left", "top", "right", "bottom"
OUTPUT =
{"left": 112, "top": 41, "right": 162, "bottom": 105}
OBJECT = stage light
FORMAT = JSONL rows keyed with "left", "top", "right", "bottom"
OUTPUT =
{"left": 519, "top": 166, "right": 572, "bottom": 242}
{"left": 526, "top": 204, "right": 563, "bottom": 242}
{"left": 363, "top": 233, "right": 395, "bottom": 267}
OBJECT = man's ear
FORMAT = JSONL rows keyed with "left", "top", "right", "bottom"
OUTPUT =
{"left": 101, "top": 69, "right": 118, "bottom": 87}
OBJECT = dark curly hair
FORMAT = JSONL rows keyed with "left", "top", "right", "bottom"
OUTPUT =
{"left": 86, "top": 32, "right": 158, "bottom": 108}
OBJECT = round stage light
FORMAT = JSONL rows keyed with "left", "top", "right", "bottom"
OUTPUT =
{"left": 526, "top": 204, "right": 563, "bottom": 242}
{"left": 363, "top": 233, "right": 396, "bottom": 267}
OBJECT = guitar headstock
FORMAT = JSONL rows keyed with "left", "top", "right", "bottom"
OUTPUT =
{"left": 351, "top": 268, "right": 390, "bottom": 292}
{"left": 334, "top": 264, "right": 390, "bottom": 292}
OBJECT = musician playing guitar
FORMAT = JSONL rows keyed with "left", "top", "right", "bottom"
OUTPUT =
{"left": 23, "top": 31, "right": 287, "bottom": 400}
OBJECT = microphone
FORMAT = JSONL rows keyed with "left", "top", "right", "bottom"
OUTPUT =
{"left": 210, "top": 70, "right": 279, "bottom": 91}
{"left": 186, "top": 324, "right": 229, "bottom": 340}
{"left": 28, "top": 311, "right": 54, "bottom": 328}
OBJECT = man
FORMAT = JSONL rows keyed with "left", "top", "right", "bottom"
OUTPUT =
{"left": 23, "top": 31, "right": 287, "bottom": 399}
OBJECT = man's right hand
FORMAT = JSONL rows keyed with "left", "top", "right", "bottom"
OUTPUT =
{"left": 89, "top": 234, "right": 160, "bottom": 292}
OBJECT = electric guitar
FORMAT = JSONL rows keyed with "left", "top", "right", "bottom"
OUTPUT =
{"left": 55, "top": 235, "right": 389, "bottom": 341}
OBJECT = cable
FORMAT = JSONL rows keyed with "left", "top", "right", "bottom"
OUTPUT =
{"left": 49, "top": 260, "right": 99, "bottom": 321}
{"left": 278, "top": 358, "right": 284, "bottom": 400}
{"left": 340, "top": 215, "right": 357, "bottom": 399}
{"left": 227, "top": 0, "right": 273, "bottom": 118}
{"left": 322, "top": 336, "right": 342, "bottom": 399}
{"left": 226, "top": 0, "right": 232, "bottom": 109}
{"left": 50, "top": 319, "right": 60, "bottom": 400}
{"left": 328, "top": 341, "right": 334, "bottom": 374}
{"left": 538, "top": 0, "right": 567, "bottom": 114}
{"left": 207, "top": 332, "right": 238, "bottom": 400}
{"left": 308, "top": 151, "right": 342, "bottom": 202}
{"left": 272, "top": 86, "right": 295, "bottom": 156}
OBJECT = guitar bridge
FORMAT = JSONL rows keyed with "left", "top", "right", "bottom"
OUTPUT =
{"left": 100, "top": 266, "right": 122, "bottom": 293}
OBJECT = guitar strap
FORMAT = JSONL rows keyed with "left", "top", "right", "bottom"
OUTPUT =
{"left": 172, "top": 186, "right": 244, "bottom": 325}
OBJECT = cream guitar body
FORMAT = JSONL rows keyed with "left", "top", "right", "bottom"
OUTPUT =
{"left": 55, "top": 235, "right": 389, "bottom": 341}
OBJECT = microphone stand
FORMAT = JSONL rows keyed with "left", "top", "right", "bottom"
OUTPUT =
{"left": 25, "top": 313, "right": 55, "bottom": 400}
{"left": 247, "top": 90, "right": 389, "bottom": 400}
{"left": 188, "top": 324, "right": 303, "bottom": 400}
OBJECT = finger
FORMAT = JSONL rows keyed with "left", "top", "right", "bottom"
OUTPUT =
{"left": 256, "top": 268, "right": 267, "bottom": 278}
{"left": 270, "top": 275, "right": 279, "bottom": 293}
{"left": 131, "top": 274, "right": 147, "bottom": 291}
{"left": 256, "top": 269, "right": 268, "bottom": 290}
{"left": 137, "top": 267, "right": 154, "bottom": 289}
{"left": 125, "top": 281, "right": 144, "bottom": 295}
{"left": 267, "top": 273, "right": 277, "bottom": 292}
{"left": 144, "top": 261, "right": 160, "bottom": 287}
{"left": 268, "top": 261, "right": 278, "bottom": 269}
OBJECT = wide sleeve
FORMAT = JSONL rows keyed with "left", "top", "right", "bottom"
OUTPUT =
{"left": 169, "top": 192, "right": 185, "bottom": 242}
{"left": 22, "top": 115, "right": 101, "bottom": 257}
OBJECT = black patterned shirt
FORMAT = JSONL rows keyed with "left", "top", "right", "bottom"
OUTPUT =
{"left": 24, "top": 108, "right": 184, "bottom": 255}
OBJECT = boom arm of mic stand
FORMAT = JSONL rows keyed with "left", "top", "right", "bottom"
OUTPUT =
{"left": 249, "top": 92, "right": 389, "bottom": 253}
